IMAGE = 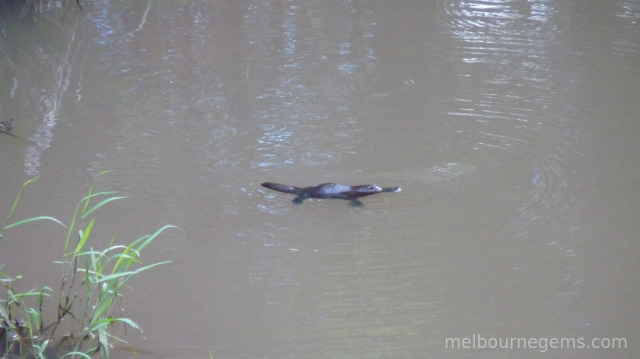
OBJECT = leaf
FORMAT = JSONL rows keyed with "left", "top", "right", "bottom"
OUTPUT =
{"left": 74, "top": 218, "right": 95, "bottom": 254}
{"left": 4, "top": 216, "right": 65, "bottom": 230}
{"left": 81, "top": 196, "right": 127, "bottom": 219}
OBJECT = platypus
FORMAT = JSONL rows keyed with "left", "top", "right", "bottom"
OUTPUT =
{"left": 261, "top": 182, "right": 401, "bottom": 207}
{"left": 0, "top": 118, "right": 13, "bottom": 132}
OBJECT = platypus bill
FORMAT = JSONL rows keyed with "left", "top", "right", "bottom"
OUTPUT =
{"left": 261, "top": 182, "right": 401, "bottom": 207}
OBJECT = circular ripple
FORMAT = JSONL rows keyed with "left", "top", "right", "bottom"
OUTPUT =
{"left": 519, "top": 154, "right": 570, "bottom": 222}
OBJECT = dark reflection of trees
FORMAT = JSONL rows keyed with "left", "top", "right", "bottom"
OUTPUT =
{"left": 0, "top": 0, "right": 89, "bottom": 175}
{"left": 0, "top": 0, "right": 80, "bottom": 18}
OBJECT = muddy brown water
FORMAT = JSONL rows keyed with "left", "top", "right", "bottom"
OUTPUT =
{"left": 1, "top": 1, "right": 639, "bottom": 358}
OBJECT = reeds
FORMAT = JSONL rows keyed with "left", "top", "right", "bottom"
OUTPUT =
{"left": 1, "top": 173, "right": 179, "bottom": 358}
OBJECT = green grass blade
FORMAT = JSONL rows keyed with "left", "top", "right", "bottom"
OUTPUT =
{"left": 4, "top": 216, "right": 65, "bottom": 229}
{"left": 135, "top": 224, "right": 181, "bottom": 252}
{"left": 112, "top": 225, "right": 179, "bottom": 272}
{"left": 62, "top": 352, "right": 93, "bottom": 359}
{"left": 74, "top": 218, "right": 95, "bottom": 255}
{"left": 81, "top": 196, "right": 127, "bottom": 219}
{"left": 81, "top": 170, "right": 115, "bottom": 214}
{"left": 96, "top": 260, "right": 172, "bottom": 284}
{"left": 65, "top": 191, "right": 119, "bottom": 250}
{"left": 111, "top": 317, "right": 140, "bottom": 330}
{"left": 2, "top": 176, "right": 40, "bottom": 229}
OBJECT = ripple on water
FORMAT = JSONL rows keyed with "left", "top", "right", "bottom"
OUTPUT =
{"left": 372, "top": 162, "right": 476, "bottom": 184}
{"left": 432, "top": 1, "right": 593, "bottom": 261}
{"left": 434, "top": 0, "right": 559, "bottom": 160}
{"left": 517, "top": 126, "right": 594, "bottom": 227}
{"left": 434, "top": 0, "right": 544, "bottom": 31}
{"left": 317, "top": 71, "right": 392, "bottom": 101}
{"left": 519, "top": 153, "right": 570, "bottom": 222}
{"left": 354, "top": 163, "right": 476, "bottom": 214}
{"left": 433, "top": 0, "right": 555, "bottom": 72}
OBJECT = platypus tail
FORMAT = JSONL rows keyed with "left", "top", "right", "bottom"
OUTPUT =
{"left": 261, "top": 182, "right": 302, "bottom": 195}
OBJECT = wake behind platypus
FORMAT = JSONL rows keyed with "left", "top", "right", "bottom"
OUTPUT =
{"left": 261, "top": 182, "right": 401, "bottom": 207}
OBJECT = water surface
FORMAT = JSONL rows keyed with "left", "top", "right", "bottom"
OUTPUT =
{"left": 1, "top": 1, "right": 639, "bottom": 358}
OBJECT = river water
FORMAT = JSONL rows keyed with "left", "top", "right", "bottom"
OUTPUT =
{"left": 1, "top": 1, "right": 639, "bottom": 358}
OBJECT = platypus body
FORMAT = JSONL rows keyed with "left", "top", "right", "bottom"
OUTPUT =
{"left": 261, "top": 182, "right": 401, "bottom": 207}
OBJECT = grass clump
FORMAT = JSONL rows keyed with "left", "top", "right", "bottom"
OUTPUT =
{"left": 1, "top": 173, "right": 179, "bottom": 358}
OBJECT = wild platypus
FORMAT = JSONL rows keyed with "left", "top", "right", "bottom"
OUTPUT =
{"left": 261, "top": 182, "right": 401, "bottom": 207}
{"left": 0, "top": 118, "right": 13, "bottom": 132}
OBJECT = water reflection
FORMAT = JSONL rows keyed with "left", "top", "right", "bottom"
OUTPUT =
{"left": 436, "top": 0, "right": 572, "bottom": 207}
{"left": 0, "top": 7, "right": 94, "bottom": 176}
{"left": 247, "top": 1, "right": 380, "bottom": 169}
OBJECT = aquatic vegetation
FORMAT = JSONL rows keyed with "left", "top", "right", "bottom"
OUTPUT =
{"left": 1, "top": 173, "right": 179, "bottom": 358}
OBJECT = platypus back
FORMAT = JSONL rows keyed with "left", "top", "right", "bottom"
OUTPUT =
{"left": 261, "top": 182, "right": 302, "bottom": 195}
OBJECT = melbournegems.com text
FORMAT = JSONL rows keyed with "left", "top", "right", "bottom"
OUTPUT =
{"left": 445, "top": 334, "right": 627, "bottom": 353}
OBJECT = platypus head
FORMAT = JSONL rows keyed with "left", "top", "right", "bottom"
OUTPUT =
{"left": 351, "top": 184, "right": 383, "bottom": 196}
